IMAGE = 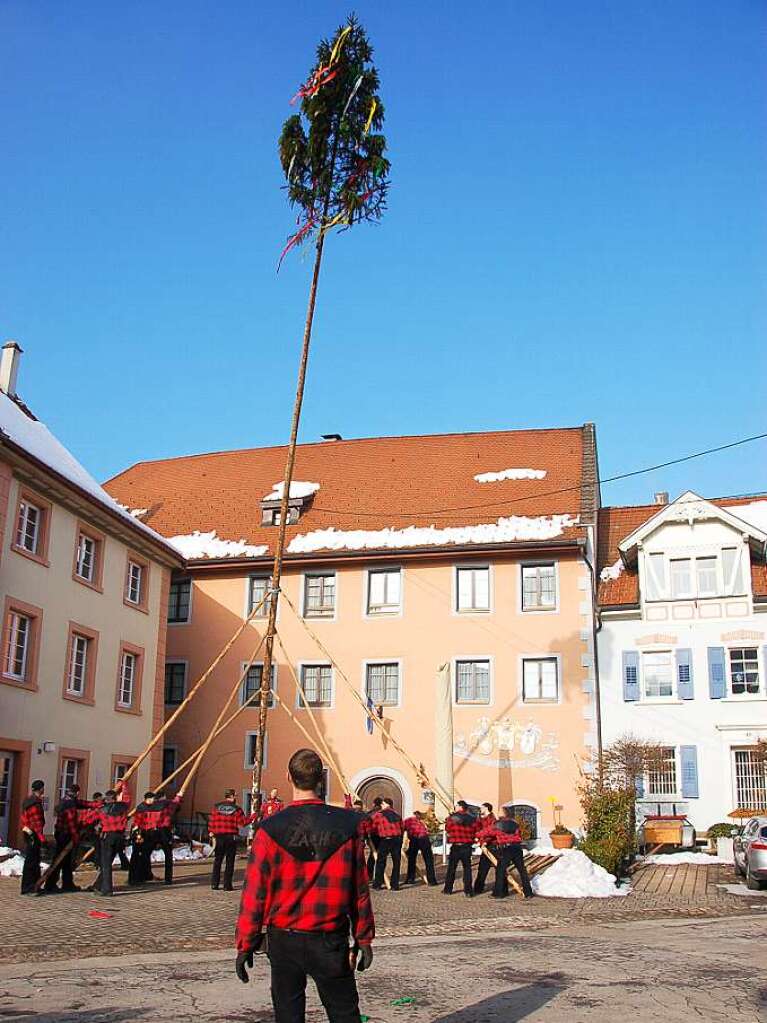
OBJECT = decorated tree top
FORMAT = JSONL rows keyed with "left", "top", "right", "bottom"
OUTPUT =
{"left": 278, "top": 15, "right": 390, "bottom": 267}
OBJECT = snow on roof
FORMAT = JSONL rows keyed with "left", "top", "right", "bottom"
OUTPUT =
{"left": 168, "top": 530, "right": 268, "bottom": 560}
{"left": 474, "top": 468, "right": 547, "bottom": 483}
{"left": 263, "top": 481, "right": 320, "bottom": 502}
{"left": 0, "top": 391, "right": 177, "bottom": 556}
{"left": 599, "top": 558, "right": 624, "bottom": 583}
{"left": 287, "top": 513, "right": 578, "bottom": 555}
{"left": 729, "top": 500, "right": 767, "bottom": 535}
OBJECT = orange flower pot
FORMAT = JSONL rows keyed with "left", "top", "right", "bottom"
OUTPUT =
{"left": 550, "top": 831, "right": 575, "bottom": 849}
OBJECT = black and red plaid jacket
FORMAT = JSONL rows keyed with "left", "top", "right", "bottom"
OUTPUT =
{"left": 483, "top": 818, "right": 522, "bottom": 846}
{"left": 356, "top": 812, "right": 372, "bottom": 839}
{"left": 236, "top": 799, "right": 375, "bottom": 953}
{"left": 134, "top": 795, "right": 181, "bottom": 831}
{"left": 259, "top": 797, "right": 284, "bottom": 820}
{"left": 209, "top": 801, "right": 257, "bottom": 836}
{"left": 476, "top": 813, "right": 497, "bottom": 845}
{"left": 371, "top": 808, "right": 403, "bottom": 839}
{"left": 98, "top": 789, "right": 131, "bottom": 834}
{"left": 53, "top": 798, "right": 90, "bottom": 842}
{"left": 20, "top": 796, "right": 45, "bottom": 840}
{"left": 402, "top": 816, "right": 429, "bottom": 840}
{"left": 445, "top": 811, "right": 479, "bottom": 846}
{"left": 78, "top": 803, "right": 102, "bottom": 830}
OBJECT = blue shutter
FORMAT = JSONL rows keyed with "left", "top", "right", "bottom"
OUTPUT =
{"left": 676, "top": 648, "right": 694, "bottom": 700}
{"left": 622, "top": 650, "right": 640, "bottom": 702}
{"left": 635, "top": 773, "right": 645, "bottom": 798}
{"left": 707, "top": 647, "right": 726, "bottom": 699}
{"left": 680, "top": 746, "right": 699, "bottom": 798}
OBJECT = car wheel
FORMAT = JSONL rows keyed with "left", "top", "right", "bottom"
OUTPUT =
{"left": 746, "top": 861, "right": 764, "bottom": 891}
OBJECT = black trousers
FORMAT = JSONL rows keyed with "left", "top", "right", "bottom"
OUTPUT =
{"left": 143, "top": 828, "right": 173, "bottom": 883}
{"left": 443, "top": 844, "right": 473, "bottom": 893}
{"left": 211, "top": 834, "right": 237, "bottom": 889}
{"left": 115, "top": 835, "right": 130, "bottom": 870}
{"left": 405, "top": 837, "right": 437, "bottom": 884}
{"left": 506, "top": 844, "right": 533, "bottom": 897}
{"left": 99, "top": 833, "right": 124, "bottom": 895}
{"left": 373, "top": 837, "right": 401, "bottom": 890}
{"left": 128, "top": 835, "right": 150, "bottom": 884}
{"left": 20, "top": 833, "right": 42, "bottom": 894}
{"left": 44, "top": 833, "right": 76, "bottom": 891}
{"left": 267, "top": 926, "right": 361, "bottom": 1023}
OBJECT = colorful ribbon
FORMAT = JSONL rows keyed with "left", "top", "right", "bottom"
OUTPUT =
{"left": 277, "top": 213, "right": 317, "bottom": 271}
{"left": 363, "top": 98, "right": 377, "bottom": 135}
{"left": 342, "top": 74, "right": 363, "bottom": 117}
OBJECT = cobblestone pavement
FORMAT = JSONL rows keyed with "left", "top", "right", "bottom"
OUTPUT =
{"left": 0, "top": 859, "right": 764, "bottom": 965}
{"left": 0, "top": 916, "right": 765, "bottom": 1022}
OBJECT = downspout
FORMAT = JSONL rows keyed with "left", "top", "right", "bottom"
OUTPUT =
{"left": 582, "top": 536, "right": 604, "bottom": 778}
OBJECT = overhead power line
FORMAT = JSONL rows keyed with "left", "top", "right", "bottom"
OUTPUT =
{"left": 309, "top": 430, "right": 767, "bottom": 521}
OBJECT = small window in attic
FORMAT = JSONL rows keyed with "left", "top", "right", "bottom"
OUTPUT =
{"left": 262, "top": 505, "right": 301, "bottom": 527}
{"left": 261, "top": 481, "right": 319, "bottom": 527}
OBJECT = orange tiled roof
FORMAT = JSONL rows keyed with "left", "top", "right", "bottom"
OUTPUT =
{"left": 598, "top": 495, "right": 767, "bottom": 607}
{"left": 104, "top": 426, "right": 593, "bottom": 562}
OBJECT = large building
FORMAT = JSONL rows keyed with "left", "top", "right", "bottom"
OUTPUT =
{"left": 105, "top": 424, "right": 601, "bottom": 839}
{"left": 597, "top": 490, "right": 767, "bottom": 830}
{"left": 0, "top": 343, "right": 183, "bottom": 845}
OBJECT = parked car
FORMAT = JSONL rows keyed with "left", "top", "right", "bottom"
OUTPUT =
{"left": 733, "top": 816, "right": 767, "bottom": 890}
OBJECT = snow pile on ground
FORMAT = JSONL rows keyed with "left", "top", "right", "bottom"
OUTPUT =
{"left": 600, "top": 559, "right": 624, "bottom": 582}
{"left": 264, "top": 481, "right": 320, "bottom": 501}
{"left": 731, "top": 500, "right": 767, "bottom": 534}
{"left": 117, "top": 843, "right": 213, "bottom": 865}
{"left": 169, "top": 530, "right": 267, "bottom": 559}
{"left": 474, "top": 468, "right": 547, "bottom": 483}
{"left": 0, "top": 392, "right": 172, "bottom": 550}
{"left": 0, "top": 847, "right": 25, "bottom": 878}
{"left": 532, "top": 849, "right": 628, "bottom": 898}
{"left": 644, "top": 851, "right": 732, "bottom": 865}
{"left": 288, "top": 514, "right": 578, "bottom": 555}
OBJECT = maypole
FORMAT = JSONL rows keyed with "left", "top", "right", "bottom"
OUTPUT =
{"left": 251, "top": 15, "right": 390, "bottom": 807}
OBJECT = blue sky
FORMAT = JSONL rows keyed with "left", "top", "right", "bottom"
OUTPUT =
{"left": 1, "top": 1, "right": 765, "bottom": 509}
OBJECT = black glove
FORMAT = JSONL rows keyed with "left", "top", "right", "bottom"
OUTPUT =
{"left": 235, "top": 951, "right": 253, "bottom": 984}
{"left": 355, "top": 944, "right": 373, "bottom": 972}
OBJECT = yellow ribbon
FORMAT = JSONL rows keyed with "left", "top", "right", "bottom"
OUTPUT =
{"left": 364, "top": 98, "right": 377, "bottom": 135}
{"left": 328, "top": 25, "right": 352, "bottom": 68}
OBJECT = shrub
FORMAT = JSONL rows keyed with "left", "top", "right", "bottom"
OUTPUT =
{"left": 706, "top": 822, "right": 737, "bottom": 843}
{"left": 578, "top": 833, "right": 626, "bottom": 876}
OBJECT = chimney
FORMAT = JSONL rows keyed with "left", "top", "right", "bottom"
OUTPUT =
{"left": 653, "top": 491, "right": 669, "bottom": 506}
{"left": 321, "top": 433, "right": 343, "bottom": 442}
{"left": 0, "top": 341, "right": 23, "bottom": 397}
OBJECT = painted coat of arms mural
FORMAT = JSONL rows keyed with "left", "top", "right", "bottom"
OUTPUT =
{"left": 453, "top": 716, "right": 560, "bottom": 771}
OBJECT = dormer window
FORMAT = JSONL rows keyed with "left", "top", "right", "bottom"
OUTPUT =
{"left": 260, "top": 481, "right": 320, "bottom": 527}
{"left": 644, "top": 546, "right": 746, "bottom": 601}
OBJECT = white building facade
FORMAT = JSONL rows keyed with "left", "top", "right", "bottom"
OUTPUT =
{"left": 598, "top": 491, "right": 767, "bottom": 831}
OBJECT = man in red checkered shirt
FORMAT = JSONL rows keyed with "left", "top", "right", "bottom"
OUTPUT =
{"left": 259, "top": 788, "right": 285, "bottom": 820}
{"left": 402, "top": 810, "right": 437, "bottom": 886}
{"left": 208, "top": 789, "right": 257, "bottom": 891}
{"left": 475, "top": 807, "right": 533, "bottom": 898}
{"left": 130, "top": 790, "right": 183, "bottom": 886}
{"left": 235, "top": 748, "right": 374, "bottom": 1022}
{"left": 94, "top": 781, "right": 131, "bottom": 897}
{"left": 370, "top": 798, "right": 403, "bottom": 890}
{"left": 443, "top": 800, "right": 479, "bottom": 897}
{"left": 19, "top": 779, "right": 46, "bottom": 895}
{"left": 42, "top": 783, "right": 92, "bottom": 894}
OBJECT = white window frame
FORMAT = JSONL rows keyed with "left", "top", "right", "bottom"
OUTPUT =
{"left": 244, "top": 731, "right": 268, "bottom": 770}
{"left": 645, "top": 746, "right": 679, "bottom": 799}
{"left": 640, "top": 649, "right": 676, "bottom": 702}
{"left": 453, "top": 564, "right": 492, "bottom": 614}
{"left": 296, "top": 661, "right": 335, "bottom": 709}
{"left": 125, "top": 560, "right": 144, "bottom": 605}
{"left": 519, "top": 561, "right": 559, "bottom": 613}
{"left": 5, "top": 612, "right": 31, "bottom": 681}
{"left": 732, "top": 746, "right": 767, "bottom": 812}
{"left": 364, "top": 566, "right": 403, "bottom": 618}
{"left": 118, "top": 650, "right": 137, "bottom": 708}
{"left": 643, "top": 546, "right": 749, "bottom": 603}
{"left": 452, "top": 656, "right": 493, "bottom": 706}
{"left": 168, "top": 578, "right": 193, "bottom": 626}
{"left": 301, "top": 571, "right": 337, "bottom": 621}
{"left": 66, "top": 633, "right": 89, "bottom": 696}
{"left": 15, "top": 499, "right": 41, "bottom": 554}
{"left": 75, "top": 533, "right": 97, "bottom": 582}
{"left": 240, "top": 661, "right": 277, "bottom": 708}
{"left": 60, "top": 758, "right": 80, "bottom": 799}
{"left": 727, "top": 646, "right": 762, "bottom": 699}
{"left": 520, "top": 654, "right": 562, "bottom": 705}
{"left": 362, "top": 658, "right": 403, "bottom": 709}
{"left": 245, "top": 574, "right": 275, "bottom": 621}
{"left": 164, "top": 659, "right": 188, "bottom": 706}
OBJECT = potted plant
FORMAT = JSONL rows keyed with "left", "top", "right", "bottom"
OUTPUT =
{"left": 550, "top": 824, "right": 575, "bottom": 849}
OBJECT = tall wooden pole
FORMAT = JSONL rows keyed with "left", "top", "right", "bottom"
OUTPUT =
{"left": 252, "top": 227, "right": 328, "bottom": 809}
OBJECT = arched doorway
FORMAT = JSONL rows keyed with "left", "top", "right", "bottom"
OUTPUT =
{"left": 358, "top": 775, "right": 404, "bottom": 816}
{"left": 503, "top": 802, "right": 539, "bottom": 841}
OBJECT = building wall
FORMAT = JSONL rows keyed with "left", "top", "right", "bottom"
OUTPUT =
{"left": 599, "top": 516, "right": 767, "bottom": 830}
{"left": 0, "top": 466, "right": 169, "bottom": 842}
{"left": 165, "top": 549, "right": 596, "bottom": 836}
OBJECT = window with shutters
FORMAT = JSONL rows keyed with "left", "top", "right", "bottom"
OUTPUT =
{"left": 455, "top": 659, "right": 491, "bottom": 704}
{"left": 168, "top": 579, "right": 192, "bottom": 624}
{"left": 300, "top": 664, "right": 333, "bottom": 707}
{"left": 455, "top": 566, "right": 490, "bottom": 612}
{"left": 642, "top": 651, "right": 674, "bottom": 699}
{"left": 241, "top": 663, "right": 275, "bottom": 708}
{"left": 303, "top": 573, "right": 336, "bottom": 618}
{"left": 521, "top": 563, "right": 557, "bottom": 611}
{"left": 366, "top": 569, "right": 401, "bottom": 615}
{"left": 522, "top": 658, "right": 559, "bottom": 703}
{"left": 729, "top": 648, "right": 760, "bottom": 696}
{"left": 164, "top": 662, "right": 187, "bottom": 705}
{"left": 647, "top": 747, "right": 677, "bottom": 797}
{"left": 365, "top": 662, "right": 400, "bottom": 706}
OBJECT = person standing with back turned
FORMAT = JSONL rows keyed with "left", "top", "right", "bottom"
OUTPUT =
{"left": 235, "top": 748, "right": 374, "bottom": 1023}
